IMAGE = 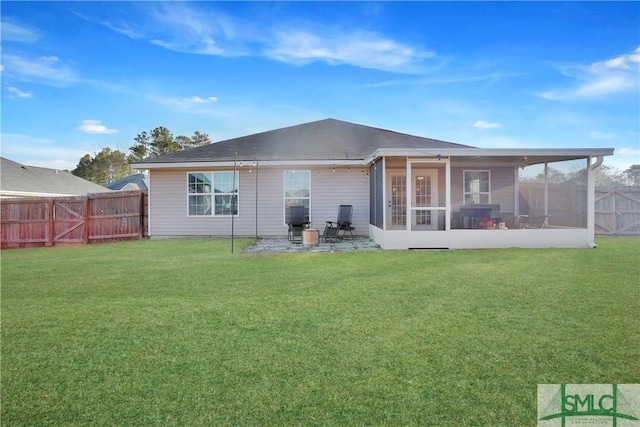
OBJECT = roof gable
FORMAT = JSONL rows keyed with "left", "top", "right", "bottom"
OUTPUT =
{"left": 105, "top": 173, "right": 148, "bottom": 191}
{"left": 136, "top": 118, "right": 472, "bottom": 164}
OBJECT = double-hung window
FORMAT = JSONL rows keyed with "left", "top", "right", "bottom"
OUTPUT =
{"left": 188, "top": 172, "right": 238, "bottom": 216}
{"left": 284, "top": 170, "right": 310, "bottom": 224}
{"left": 464, "top": 170, "right": 490, "bottom": 204}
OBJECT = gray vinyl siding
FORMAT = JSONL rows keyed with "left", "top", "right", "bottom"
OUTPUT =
{"left": 148, "top": 167, "right": 369, "bottom": 238}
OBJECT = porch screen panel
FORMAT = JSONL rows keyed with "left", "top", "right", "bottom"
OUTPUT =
{"left": 548, "top": 159, "right": 588, "bottom": 228}
{"left": 518, "top": 164, "right": 546, "bottom": 218}
{"left": 518, "top": 159, "right": 588, "bottom": 228}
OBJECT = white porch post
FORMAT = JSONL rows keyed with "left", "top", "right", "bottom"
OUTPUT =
{"left": 514, "top": 165, "right": 520, "bottom": 216}
{"left": 381, "top": 157, "right": 386, "bottom": 231}
{"left": 587, "top": 156, "right": 603, "bottom": 247}
{"left": 544, "top": 162, "right": 549, "bottom": 217}
{"left": 406, "top": 157, "right": 411, "bottom": 229}
{"left": 446, "top": 157, "right": 451, "bottom": 230}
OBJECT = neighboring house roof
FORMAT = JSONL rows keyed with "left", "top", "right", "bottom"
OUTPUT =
{"left": 132, "top": 118, "right": 614, "bottom": 169}
{"left": 105, "top": 173, "right": 149, "bottom": 191}
{"left": 0, "top": 157, "right": 110, "bottom": 198}
{"left": 134, "top": 118, "right": 471, "bottom": 165}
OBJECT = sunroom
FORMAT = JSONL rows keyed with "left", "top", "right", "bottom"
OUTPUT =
{"left": 366, "top": 148, "right": 614, "bottom": 250}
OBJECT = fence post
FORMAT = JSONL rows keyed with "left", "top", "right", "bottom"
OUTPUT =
{"left": 139, "top": 191, "right": 145, "bottom": 238}
{"left": 47, "top": 199, "right": 54, "bottom": 247}
{"left": 612, "top": 189, "right": 618, "bottom": 235}
{"left": 84, "top": 196, "right": 90, "bottom": 244}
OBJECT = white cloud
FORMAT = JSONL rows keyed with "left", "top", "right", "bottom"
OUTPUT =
{"left": 89, "top": 2, "right": 433, "bottom": 73}
{"left": 265, "top": 29, "right": 433, "bottom": 73}
{"left": 147, "top": 95, "right": 223, "bottom": 116}
{"left": 183, "top": 96, "right": 218, "bottom": 104}
{"left": 0, "top": 133, "right": 85, "bottom": 170}
{"left": 94, "top": 2, "right": 242, "bottom": 56}
{"left": 1, "top": 54, "right": 78, "bottom": 86}
{"left": 7, "top": 86, "right": 33, "bottom": 98}
{"left": 617, "top": 147, "right": 640, "bottom": 157}
{"left": 588, "top": 130, "right": 617, "bottom": 140}
{"left": 0, "top": 20, "right": 40, "bottom": 43}
{"left": 472, "top": 120, "right": 502, "bottom": 130}
{"left": 540, "top": 46, "right": 640, "bottom": 100}
{"left": 470, "top": 135, "right": 524, "bottom": 149}
{"left": 78, "top": 120, "right": 118, "bottom": 134}
{"left": 604, "top": 147, "right": 640, "bottom": 171}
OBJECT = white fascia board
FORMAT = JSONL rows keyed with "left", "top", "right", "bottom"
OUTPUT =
{"left": 363, "top": 147, "right": 614, "bottom": 164}
{"left": 133, "top": 148, "right": 615, "bottom": 170}
{"left": 1, "top": 190, "right": 71, "bottom": 198}
{"left": 133, "top": 159, "right": 366, "bottom": 170}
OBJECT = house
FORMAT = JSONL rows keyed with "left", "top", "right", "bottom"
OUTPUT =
{"left": 105, "top": 173, "right": 149, "bottom": 192}
{"left": 133, "top": 118, "right": 613, "bottom": 249}
{"left": 1, "top": 157, "right": 110, "bottom": 198}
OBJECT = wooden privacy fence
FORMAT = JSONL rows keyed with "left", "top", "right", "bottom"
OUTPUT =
{"left": 1, "top": 191, "right": 148, "bottom": 249}
{"left": 595, "top": 187, "right": 640, "bottom": 236}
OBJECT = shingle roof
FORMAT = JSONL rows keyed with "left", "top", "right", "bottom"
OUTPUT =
{"left": 1, "top": 157, "right": 110, "bottom": 197}
{"left": 105, "top": 173, "right": 149, "bottom": 191}
{"left": 135, "top": 118, "right": 473, "bottom": 164}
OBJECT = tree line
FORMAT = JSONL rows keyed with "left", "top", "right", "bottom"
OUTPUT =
{"left": 72, "top": 126, "right": 211, "bottom": 186}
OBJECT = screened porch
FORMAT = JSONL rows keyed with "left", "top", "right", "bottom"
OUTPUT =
{"left": 367, "top": 152, "right": 602, "bottom": 250}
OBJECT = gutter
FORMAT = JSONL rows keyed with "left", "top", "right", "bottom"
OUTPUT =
{"left": 132, "top": 159, "right": 366, "bottom": 170}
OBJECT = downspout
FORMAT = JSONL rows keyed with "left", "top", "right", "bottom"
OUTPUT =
{"left": 587, "top": 155, "right": 603, "bottom": 248}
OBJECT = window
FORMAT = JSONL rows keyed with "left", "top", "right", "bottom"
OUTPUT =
{"left": 415, "top": 174, "right": 432, "bottom": 225}
{"left": 464, "top": 170, "right": 490, "bottom": 204}
{"left": 284, "top": 170, "right": 310, "bottom": 224}
{"left": 188, "top": 172, "right": 238, "bottom": 216}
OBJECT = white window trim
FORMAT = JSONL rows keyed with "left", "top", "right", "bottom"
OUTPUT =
{"left": 283, "top": 170, "right": 311, "bottom": 225}
{"left": 463, "top": 170, "right": 491, "bottom": 204}
{"left": 187, "top": 171, "right": 239, "bottom": 217}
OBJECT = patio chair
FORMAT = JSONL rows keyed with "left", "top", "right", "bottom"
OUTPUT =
{"left": 517, "top": 214, "right": 550, "bottom": 229}
{"left": 287, "top": 205, "right": 310, "bottom": 243}
{"left": 323, "top": 205, "right": 355, "bottom": 242}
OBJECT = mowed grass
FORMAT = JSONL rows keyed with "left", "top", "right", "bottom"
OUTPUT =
{"left": 1, "top": 237, "right": 639, "bottom": 426}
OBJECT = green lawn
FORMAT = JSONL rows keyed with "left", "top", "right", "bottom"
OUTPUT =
{"left": 1, "top": 237, "right": 639, "bottom": 426}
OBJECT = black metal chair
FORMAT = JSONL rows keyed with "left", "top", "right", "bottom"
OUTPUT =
{"left": 287, "top": 205, "right": 310, "bottom": 243}
{"left": 323, "top": 205, "right": 355, "bottom": 242}
{"left": 517, "top": 214, "right": 551, "bottom": 229}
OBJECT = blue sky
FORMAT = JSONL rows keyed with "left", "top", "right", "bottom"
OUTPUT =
{"left": 1, "top": 1, "right": 639, "bottom": 171}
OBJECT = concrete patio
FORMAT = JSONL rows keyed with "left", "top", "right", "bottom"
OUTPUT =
{"left": 242, "top": 237, "right": 381, "bottom": 254}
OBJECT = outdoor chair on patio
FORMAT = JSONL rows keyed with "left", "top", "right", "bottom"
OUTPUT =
{"left": 287, "top": 205, "right": 310, "bottom": 243}
{"left": 322, "top": 204, "right": 355, "bottom": 242}
{"left": 517, "top": 214, "right": 551, "bottom": 229}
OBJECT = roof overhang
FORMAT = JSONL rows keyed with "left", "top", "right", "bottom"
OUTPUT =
{"left": 363, "top": 147, "right": 615, "bottom": 165}
{"left": 133, "top": 147, "right": 614, "bottom": 170}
